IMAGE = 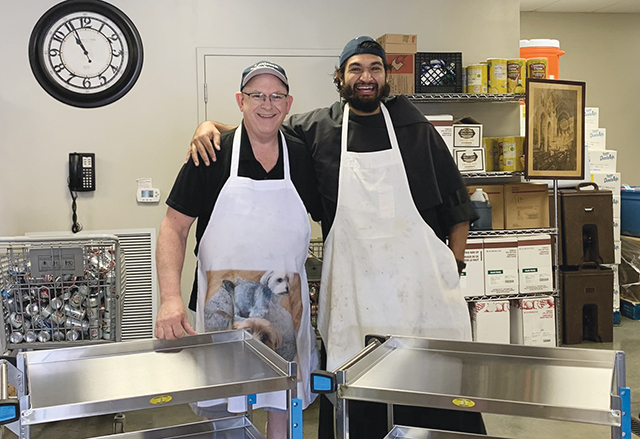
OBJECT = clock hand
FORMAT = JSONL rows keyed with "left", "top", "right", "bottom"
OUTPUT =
{"left": 73, "top": 30, "right": 92, "bottom": 63}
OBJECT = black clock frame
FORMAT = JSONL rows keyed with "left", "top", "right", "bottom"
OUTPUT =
{"left": 28, "top": 0, "right": 144, "bottom": 108}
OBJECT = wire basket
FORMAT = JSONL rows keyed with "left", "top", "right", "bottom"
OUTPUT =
{"left": 0, "top": 235, "right": 124, "bottom": 350}
{"left": 415, "top": 52, "right": 463, "bottom": 93}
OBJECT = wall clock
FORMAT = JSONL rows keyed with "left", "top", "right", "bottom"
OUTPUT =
{"left": 29, "top": 0, "right": 143, "bottom": 108}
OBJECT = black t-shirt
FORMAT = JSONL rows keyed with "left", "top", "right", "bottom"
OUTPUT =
{"left": 166, "top": 124, "right": 321, "bottom": 310}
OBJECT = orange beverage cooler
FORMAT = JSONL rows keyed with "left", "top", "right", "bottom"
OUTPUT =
{"left": 519, "top": 39, "right": 565, "bottom": 79}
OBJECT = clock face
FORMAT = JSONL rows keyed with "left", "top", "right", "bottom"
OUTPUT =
{"left": 29, "top": 0, "right": 143, "bottom": 108}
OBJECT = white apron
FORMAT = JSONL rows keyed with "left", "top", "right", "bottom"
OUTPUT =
{"left": 196, "top": 126, "right": 318, "bottom": 411}
{"left": 317, "top": 103, "right": 472, "bottom": 371}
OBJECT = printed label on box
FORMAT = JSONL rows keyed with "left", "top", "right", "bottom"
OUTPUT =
{"left": 453, "top": 124, "right": 482, "bottom": 148}
{"left": 588, "top": 149, "right": 617, "bottom": 172}
{"left": 586, "top": 128, "right": 606, "bottom": 150}
{"left": 591, "top": 172, "right": 621, "bottom": 195}
{"left": 461, "top": 240, "right": 484, "bottom": 297}
{"left": 518, "top": 235, "right": 553, "bottom": 293}
{"left": 484, "top": 237, "right": 519, "bottom": 295}
{"left": 510, "top": 297, "right": 556, "bottom": 346}
{"left": 454, "top": 148, "right": 485, "bottom": 172}
{"left": 585, "top": 107, "right": 599, "bottom": 130}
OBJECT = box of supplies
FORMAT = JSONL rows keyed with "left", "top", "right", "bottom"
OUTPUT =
{"left": 517, "top": 234, "right": 553, "bottom": 294}
{"left": 585, "top": 107, "right": 599, "bottom": 130}
{"left": 384, "top": 53, "right": 415, "bottom": 94}
{"left": 504, "top": 183, "right": 550, "bottom": 229}
{"left": 376, "top": 34, "right": 417, "bottom": 53}
{"left": 590, "top": 172, "right": 621, "bottom": 195}
{"left": 454, "top": 148, "right": 485, "bottom": 172}
{"left": 453, "top": 124, "right": 483, "bottom": 148}
{"left": 425, "top": 114, "right": 453, "bottom": 154}
{"left": 588, "top": 149, "right": 617, "bottom": 173}
{"left": 510, "top": 297, "right": 556, "bottom": 346}
{"left": 484, "top": 236, "right": 519, "bottom": 296}
{"left": 461, "top": 239, "right": 484, "bottom": 297}
{"left": 586, "top": 128, "right": 606, "bottom": 150}
{"left": 470, "top": 300, "right": 510, "bottom": 344}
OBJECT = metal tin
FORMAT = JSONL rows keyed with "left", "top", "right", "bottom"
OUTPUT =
{"left": 527, "top": 58, "right": 548, "bottom": 79}
{"left": 507, "top": 58, "right": 526, "bottom": 93}
{"left": 466, "top": 64, "right": 488, "bottom": 94}
{"left": 487, "top": 58, "right": 507, "bottom": 93}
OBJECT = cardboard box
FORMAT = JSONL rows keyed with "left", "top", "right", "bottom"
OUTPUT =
{"left": 470, "top": 300, "right": 510, "bottom": 343}
{"left": 385, "top": 53, "right": 415, "bottom": 94}
{"left": 466, "top": 184, "right": 504, "bottom": 230}
{"left": 586, "top": 128, "right": 606, "bottom": 150}
{"left": 510, "top": 297, "right": 556, "bottom": 346}
{"left": 484, "top": 236, "right": 519, "bottom": 295}
{"left": 588, "top": 149, "right": 617, "bottom": 172}
{"left": 615, "top": 240, "right": 621, "bottom": 264}
{"left": 425, "top": 114, "right": 453, "bottom": 154}
{"left": 453, "top": 124, "right": 483, "bottom": 148}
{"left": 585, "top": 107, "right": 599, "bottom": 130}
{"left": 483, "top": 137, "right": 499, "bottom": 172}
{"left": 621, "top": 297, "right": 640, "bottom": 320}
{"left": 517, "top": 234, "right": 553, "bottom": 294}
{"left": 614, "top": 285, "right": 620, "bottom": 312}
{"left": 454, "top": 148, "right": 485, "bottom": 172}
{"left": 504, "top": 183, "right": 550, "bottom": 229}
{"left": 613, "top": 217, "right": 621, "bottom": 241}
{"left": 461, "top": 239, "right": 484, "bottom": 297}
{"left": 590, "top": 172, "right": 621, "bottom": 196}
{"left": 376, "top": 34, "right": 417, "bottom": 53}
{"left": 613, "top": 194, "right": 621, "bottom": 218}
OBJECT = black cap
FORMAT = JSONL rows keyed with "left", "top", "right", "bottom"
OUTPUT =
{"left": 339, "top": 36, "right": 386, "bottom": 67}
{"left": 240, "top": 61, "right": 289, "bottom": 91}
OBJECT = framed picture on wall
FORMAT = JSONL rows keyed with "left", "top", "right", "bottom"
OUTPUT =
{"left": 524, "top": 78, "right": 586, "bottom": 179}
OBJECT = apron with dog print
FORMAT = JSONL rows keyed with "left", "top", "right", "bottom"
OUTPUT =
{"left": 195, "top": 125, "right": 318, "bottom": 411}
{"left": 317, "top": 103, "right": 472, "bottom": 371}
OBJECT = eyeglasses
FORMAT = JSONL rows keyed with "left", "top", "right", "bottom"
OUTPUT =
{"left": 242, "top": 91, "right": 288, "bottom": 103}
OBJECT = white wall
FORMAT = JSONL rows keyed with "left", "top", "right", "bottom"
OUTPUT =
{"left": 520, "top": 11, "right": 640, "bottom": 186}
{"left": 0, "top": 0, "right": 520, "bottom": 300}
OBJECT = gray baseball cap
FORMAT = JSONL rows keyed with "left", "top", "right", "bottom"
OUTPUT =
{"left": 240, "top": 61, "right": 289, "bottom": 91}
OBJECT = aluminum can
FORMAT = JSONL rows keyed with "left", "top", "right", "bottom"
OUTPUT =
{"left": 78, "top": 285, "right": 90, "bottom": 296}
{"left": 38, "top": 287, "right": 51, "bottom": 302}
{"left": 87, "top": 296, "right": 100, "bottom": 320}
{"left": 51, "top": 310, "right": 66, "bottom": 325}
{"left": 40, "top": 305, "right": 53, "bottom": 319}
{"left": 89, "top": 327, "right": 102, "bottom": 340}
{"left": 64, "top": 304, "right": 86, "bottom": 320}
{"left": 65, "top": 317, "right": 89, "bottom": 331}
{"left": 66, "top": 329, "right": 80, "bottom": 341}
{"left": 52, "top": 330, "right": 65, "bottom": 342}
{"left": 9, "top": 331, "right": 24, "bottom": 344}
{"left": 24, "top": 330, "right": 37, "bottom": 343}
{"left": 32, "top": 316, "right": 51, "bottom": 329}
{"left": 25, "top": 303, "right": 39, "bottom": 317}
{"left": 5, "top": 297, "right": 17, "bottom": 313}
{"left": 50, "top": 297, "right": 64, "bottom": 310}
{"left": 37, "top": 331, "right": 51, "bottom": 342}
{"left": 9, "top": 312, "right": 23, "bottom": 329}
{"left": 70, "top": 291, "right": 85, "bottom": 308}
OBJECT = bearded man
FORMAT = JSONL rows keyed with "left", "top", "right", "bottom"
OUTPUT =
{"left": 188, "top": 36, "right": 483, "bottom": 439}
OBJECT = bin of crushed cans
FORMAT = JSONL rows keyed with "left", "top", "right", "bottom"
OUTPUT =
{"left": 0, "top": 235, "right": 124, "bottom": 350}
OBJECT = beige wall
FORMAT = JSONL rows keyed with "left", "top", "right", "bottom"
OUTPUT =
{"left": 521, "top": 11, "right": 640, "bottom": 185}
{"left": 0, "top": 0, "right": 519, "bottom": 302}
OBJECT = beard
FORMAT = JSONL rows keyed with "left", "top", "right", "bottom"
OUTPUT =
{"left": 339, "top": 82, "right": 390, "bottom": 114}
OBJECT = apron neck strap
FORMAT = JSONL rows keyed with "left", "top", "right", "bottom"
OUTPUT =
{"left": 231, "top": 125, "right": 290, "bottom": 179}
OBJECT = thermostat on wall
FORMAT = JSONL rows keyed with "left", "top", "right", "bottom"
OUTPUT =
{"left": 137, "top": 188, "right": 160, "bottom": 203}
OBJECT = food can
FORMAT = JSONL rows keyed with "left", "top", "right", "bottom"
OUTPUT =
{"left": 466, "top": 64, "right": 488, "bottom": 94}
{"left": 527, "top": 58, "right": 547, "bottom": 80}
{"left": 498, "top": 137, "right": 525, "bottom": 171}
{"left": 507, "top": 58, "right": 526, "bottom": 93}
{"left": 486, "top": 58, "right": 507, "bottom": 94}
{"left": 482, "top": 137, "right": 499, "bottom": 172}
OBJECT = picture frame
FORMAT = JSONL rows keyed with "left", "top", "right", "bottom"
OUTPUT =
{"left": 524, "top": 78, "right": 586, "bottom": 179}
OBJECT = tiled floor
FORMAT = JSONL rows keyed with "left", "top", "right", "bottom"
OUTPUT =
{"left": 2, "top": 319, "right": 639, "bottom": 438}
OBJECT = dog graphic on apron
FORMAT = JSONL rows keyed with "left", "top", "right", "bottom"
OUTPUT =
{"left": 318, "top": 103, "right": 472, "bottom": 371}
{"left": 196, "top": 126, "right": 318, "bottom": 411}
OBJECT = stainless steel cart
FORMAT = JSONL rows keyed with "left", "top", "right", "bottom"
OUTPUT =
{"left": 312, "top": 335, "right": 631, "bottom": 439}
{"left": 0, "top": 235, "right": 124, "bottom": 350}
{"left": 0, "top": 330, "right": 302, "bottom": 439}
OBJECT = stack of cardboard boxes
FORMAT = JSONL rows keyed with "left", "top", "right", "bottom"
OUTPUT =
{"left": 376, "top": 34, "right": 416, "bottom": 95}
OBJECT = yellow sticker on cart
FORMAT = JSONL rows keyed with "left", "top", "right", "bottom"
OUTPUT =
{"left": 452, "top": 398, "right": 476, "bottom": 408}
{"left": 150, "top": 395, "right": 173, "bottom": 405}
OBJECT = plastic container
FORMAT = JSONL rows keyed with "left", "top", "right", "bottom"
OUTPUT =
{"left": 621, "top": 185, "right": 640, "bottom": 237}
{"left": 519, "top": 39, "right": 565, "bottom": 79}
{"left": 470, "top": 188, "right": 493, "bottom": 230}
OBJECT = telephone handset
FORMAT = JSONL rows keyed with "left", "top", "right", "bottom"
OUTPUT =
{"left": 69, "top": 153, "right": 95, "bottom": 192}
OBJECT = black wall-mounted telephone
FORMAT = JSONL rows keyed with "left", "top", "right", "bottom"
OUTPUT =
{"left": 69, "top": 152, "right": 95, "bottom": 191}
